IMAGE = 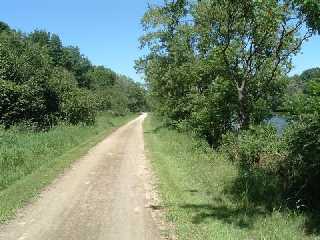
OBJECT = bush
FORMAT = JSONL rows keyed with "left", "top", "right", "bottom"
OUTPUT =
{"left": 0, "top": 67, "right": 97, "bottom": 128}
{"left": 220, "top": 125, "right": 287, "bottom": 208}
{"left": 95, "top": 90, "right": 112, "bottom": 111}
{"left": 0, "top": 22, "right": 147, "bottom": 129}
{"left": 61, "top": 89, "right": 97, "bottom": 125}
{"left": 0, "top": 31, "right": 54, "bottom": 128}
{"left": 45, "top": 68, "right": 99, "bottom": 126}
{"left": 189, "top": 78, "right": 236, "bottom": 146}
{"left": 45, "top": 67, "right": 78, "bottom": 119}
{"left": 221, "top": 120, "right": 320, "bottom": 210}
{"left": 221, "top": 125, "right": 286, "bottom": 170}
{"left": 0, "top": 80, "right": 48, "bottom": 128}
{"left": 108, "top": 86, "right": 130, "bottom": 116}
{"left": 283, "top": 117, "right": 320, "bottom": 209}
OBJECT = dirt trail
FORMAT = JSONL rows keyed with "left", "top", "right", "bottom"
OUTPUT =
{"left": 0, "top": 114, "right": 161, "bottom": 240}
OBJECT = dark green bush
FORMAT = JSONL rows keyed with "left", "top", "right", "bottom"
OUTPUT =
{"left": 221, "top": 120, "right": 320, "bottom": 210}
{"left": 61, "top": 89, "right": 97, "bottom": 125}
{"left": 220, "top": 125, "right": 287, "bottom": 208}
{"left": 189, "top": 78, "right": 236, "bottom": 146}
{"left": 0, "top": 30, "right": 54, "bottom": 128}
{"left": 221, "top": 125, "right": 286, "bottom": 170}
{"left": 283, "top": 117, "right": 320, "bottom": 209}
{"left": 95, "top": 90, "right": 112, "bottom": 111}
{"left": 45, "top": 67, "right": 78, "bottom": 116}
{"left": 107, "top": 85, "right": 130, "bottom": 116}
{"left": 45, "top": 68, "right": 99, "bottom": 126}
{"left": 0, "top": 80, "right": 47, "bottom": 128}
{"left": 0, "top": 22, "right": 147, "bottom": 129}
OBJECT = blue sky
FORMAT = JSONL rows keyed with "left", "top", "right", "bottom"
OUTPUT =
{"left": 1, "top": 1, "right": 319, "bottom": 82}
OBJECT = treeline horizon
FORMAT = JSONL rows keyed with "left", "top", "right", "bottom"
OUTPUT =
{"left": 0, "top": 21, "right": 147, "bottom": 130}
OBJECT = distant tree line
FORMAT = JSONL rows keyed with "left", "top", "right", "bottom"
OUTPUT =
{"left": 285, "top": 67, "right": 320, "bottom": 117}
{"left": 138, "top": 0, "right": 320, "bottom": 210}
{"left": 0, "top": 21, "right": 147, "bottom": 129}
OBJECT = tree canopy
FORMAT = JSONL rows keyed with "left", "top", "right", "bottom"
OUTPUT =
{"left": 137, "top": 0, "right": 317, "bottom": 144}
{"left": 0, "top": 22, "right": 147, "bottom": 129}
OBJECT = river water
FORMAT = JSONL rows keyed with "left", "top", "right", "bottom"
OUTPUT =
{"left": 266, "top": 115, "right": 289, "bottom": 135}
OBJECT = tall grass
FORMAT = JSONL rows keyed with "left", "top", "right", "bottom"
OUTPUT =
{"left": 144, "top": 115, "right": 317, "bottom": 240}
{"left": 0, "top": 112, "right": 136, "bottom": 222}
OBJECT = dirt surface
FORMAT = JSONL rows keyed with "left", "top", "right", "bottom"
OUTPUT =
{"left": 0, "top": 114, "right": 161, "bottom": 240}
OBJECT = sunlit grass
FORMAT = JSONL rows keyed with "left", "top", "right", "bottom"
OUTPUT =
{"left": 144, "top": 115, "right": 318, "bottom": 240}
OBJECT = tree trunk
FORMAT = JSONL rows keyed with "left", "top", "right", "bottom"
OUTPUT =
{"left": 238, "top": 86, "right": 250, "bottom": 130}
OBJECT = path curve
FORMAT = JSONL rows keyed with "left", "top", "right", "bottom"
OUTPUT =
{"left": 0, "top": 113, "right": 161, "bottom": 240}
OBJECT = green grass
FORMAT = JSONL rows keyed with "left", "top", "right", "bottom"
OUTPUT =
{"left": 144, "top": 115, "right": 320, "bottom": 240}
{"left": 0, "top": 112, "right": 137, "bottom": 222}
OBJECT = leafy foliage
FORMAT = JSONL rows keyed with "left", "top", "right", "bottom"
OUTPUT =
{"left": 0, "top": 22, "right": 147, "bottom": 129}
{"left": 285, "top": 68, "right": 320, "bottom": 117}
{"left": 293, "top": 0, "right": 320, "bottom": 33}
{"left": 220, "top": 118, "right": 320, "bottom": 209}
{"left": 283, "top": 117, "right": 320, "bottom": 209}
{"left": 0, "top": 80, "right": 47, "bottom": 128}
{"left": 138, "top": 0, "right": 314, "bottom": 144}
{"left": 138, "top": 0, "right": 320, "bottom": 212}
{"left": 221, "top": 125, "right": 286, "bottom": 171}
{"left": 144, "top": 115, "right": 316, "bottom": 239}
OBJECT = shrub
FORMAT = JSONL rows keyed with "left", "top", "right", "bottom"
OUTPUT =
{"left": 221, "top": 120, "right": 320, "bottom": 210}
{"left": 95, "top": 90, "right": 112, "bottom": 111}
{"left": 282, "top": 117, "right": 320, "bottom": 209}
{"left": 220, "top": 125, "right": 287, "bottom": 208}
{"left": 0, "top": 80, "right": 48, "bottom": 128}
{"left": 61, "top": 89, "right": 97, "bottom": 125}
{"left": 221, "top": 125, "right": 286, "bottom": 171}
{"left": 108, "top": 86, "right": 129, "bottom": 116}
{"left": 0, "top": 22, "right": 147, "bottom": 129}
{"left": 0, "top": 31, "right": 54, "bottom": 128}
{"left": 45, "top": 67, "right": 78, "bottom": 116}
{"left": 189, "top": 78, "right": 236, "bottom": 146}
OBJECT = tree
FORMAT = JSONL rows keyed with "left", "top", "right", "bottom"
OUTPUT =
{"left": 293, "top": 0, "right": 320, "bottom": 33}
{"left": 0, "top": 30, "right": 52, "bottom": 127}
{"left": 48, "top": 34, "right": 64, "bottom": 66}
{"left": 286, "top": 67, "right": 320, "bottom": 117}
{"left": 61, "top": 46, "right": 92, "bottom": 88}
{"left": 300, "top": 67, "right": 320, "bottom": 82}
{"left": 0, "top": 21, "right": 148, "bottom": 128}
{"left": 28, "top": 30, "right": 51, "bottom": 47}
{"left": 86, "top": 66, "right": 116, "bottom": 89}
{"left": 137, "top": 0, "right": 195, "bottom": 120}
{"left": 0, "top": 21, "right": 10, "bottom": 33}
{"left": 127, "top": 82, "right": 148, "bottom": 112}
{"left": 138, "top": 0, "right": 315, "bottom": 144}
{"left": 194, "top": 0, "right": 312, "bottom": 128}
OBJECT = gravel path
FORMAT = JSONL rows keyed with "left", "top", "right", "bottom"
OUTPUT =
{"left": 0, "top": 113, "right": 161, "bottom": 240}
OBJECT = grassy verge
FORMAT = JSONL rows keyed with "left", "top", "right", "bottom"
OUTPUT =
{"left": 144, "top": 115, "right": 318, "bottom": 240}
{"left": 0, "top": 112, "right": 137, "bottom": 222}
